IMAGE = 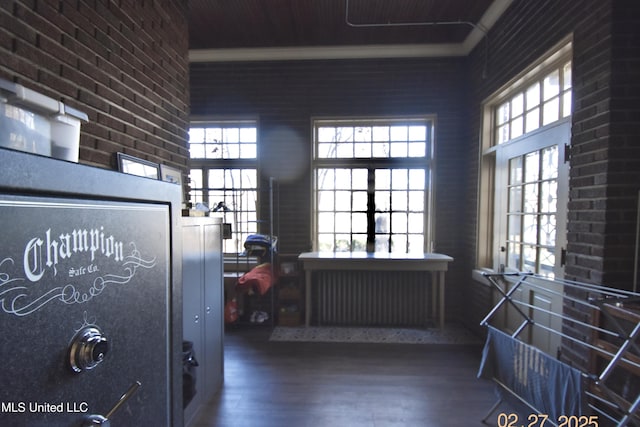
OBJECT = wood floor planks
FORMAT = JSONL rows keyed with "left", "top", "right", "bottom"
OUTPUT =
{"left": 191, "top": 326, "right": 512, "bottom": 427}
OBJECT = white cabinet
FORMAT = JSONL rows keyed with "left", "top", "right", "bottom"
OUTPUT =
{"left": 182, "top": 217, "right": 223, "bottom": 426}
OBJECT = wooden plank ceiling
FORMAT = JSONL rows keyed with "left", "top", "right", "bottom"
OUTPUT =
{"left": 188, "top": 0, "right": 496, "bottom": 50}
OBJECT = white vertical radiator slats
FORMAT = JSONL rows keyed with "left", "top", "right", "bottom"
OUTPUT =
{"left": 314, "top": 271, "right": 431, "bottom": 326}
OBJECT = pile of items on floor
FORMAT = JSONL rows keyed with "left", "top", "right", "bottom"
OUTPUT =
{"left": 224, "top": 234, "right": 276, "bottom": 325}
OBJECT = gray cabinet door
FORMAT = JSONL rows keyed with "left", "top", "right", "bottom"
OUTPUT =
{"left": 182, "top": 217, "right": 223, "bottom": 427}
{"left": 0, "top": 195, "right": 172, "bottom": 426}
{"left": 182, "top": 222, "right": 205, "bottom": 424}
{"left": 203, "top": 222, "right": 223, "bottom": 396}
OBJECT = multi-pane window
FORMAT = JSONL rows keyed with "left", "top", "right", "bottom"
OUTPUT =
{"left": 478, "top": 45, "right": 572, "bottom": 279}
{"left": 316, "top": 168, "right": 369, "bottom": 252}
{"left": 317, "top": 124, "right": 428, "bottom": 158}
{"left": 496, "top": 61, "right": 572, "bottom": 144}
{"left": 188, "top": 121, "right": 258, "bottom": 253}
{"left": 313, "top": 118, "right": 433, "bottom": 254}
{"left": 506, "top": 146, "right": 559, "bottom": 277}
{"left": 188, "top": 126, "right": 257, "bottom": 159}
{"left": 375, "top": 168, "right": 426, "bottom": 253}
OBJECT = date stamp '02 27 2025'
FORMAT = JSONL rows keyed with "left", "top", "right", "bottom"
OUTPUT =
{"left": 497, "top": 413, "right": 599, "bottom": 427}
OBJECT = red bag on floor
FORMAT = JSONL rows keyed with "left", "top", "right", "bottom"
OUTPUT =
{"left": 224, "top": 299, "right": 238, "bottom": 324}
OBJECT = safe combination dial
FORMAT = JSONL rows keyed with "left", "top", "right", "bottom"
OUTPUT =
{"left": 69, "top": 326, "right": 109, "bottom": 373}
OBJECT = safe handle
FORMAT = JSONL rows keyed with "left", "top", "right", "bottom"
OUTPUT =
{"left": 82, "top": 381, "right": 141, "bottom": 427}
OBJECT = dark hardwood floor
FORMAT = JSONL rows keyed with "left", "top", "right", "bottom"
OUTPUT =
{"left": 191, "top": 325, "right": 514, "bottom": 427}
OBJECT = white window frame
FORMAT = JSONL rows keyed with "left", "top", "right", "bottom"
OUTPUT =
{"left": 188, "top": 118, "right": 259, "bottom": 254}
{"left": 311, "top": 116, "right": 435, "bottom": 254}
{"left": 477, "top": 38, "right": 572, "bottom": 277}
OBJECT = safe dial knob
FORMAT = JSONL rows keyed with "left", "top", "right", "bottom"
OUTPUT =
{"left": 69, "top": 326, "right": 109, "bottom": 373}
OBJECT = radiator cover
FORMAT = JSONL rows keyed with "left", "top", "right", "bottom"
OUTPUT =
{"left": 313, "top": 270, "right": 432, "bottom": 327}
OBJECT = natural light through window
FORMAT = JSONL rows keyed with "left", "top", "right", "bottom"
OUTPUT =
{"left": 188, "top": 121, "right": 258, "bottom": 253}
{"left": 506, "top": 146, "right": 559, "bottom": 276}
{"left": 496, "top": 61, "right": 571, "bottom": 146}
{"left": 189, "top": 126, "right": 257, "bottom": 159}
{"left": 478, "top": 45, "right": 571, "bottom": 278}
{"left": 313, "top": 118, "right": 433, "bottom": 254}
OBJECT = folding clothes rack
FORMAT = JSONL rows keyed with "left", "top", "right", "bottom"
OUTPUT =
{"left": 479, "top": 272, "right": 640, "bottom": 427}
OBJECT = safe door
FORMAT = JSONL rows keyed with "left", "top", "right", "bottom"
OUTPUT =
{"left": 0, "top": 195, "right": 173, "bottom": 426}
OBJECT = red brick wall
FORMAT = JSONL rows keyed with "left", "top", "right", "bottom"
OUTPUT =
{"left": 0, "top": 0, "right": 190, "bottom": 172}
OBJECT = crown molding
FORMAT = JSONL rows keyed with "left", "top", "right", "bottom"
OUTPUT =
{"left": 189, "top": 43, "right": 468, "bottom": 62}
{"left": 188, "top": 0, "right": 512, "bottom": 63}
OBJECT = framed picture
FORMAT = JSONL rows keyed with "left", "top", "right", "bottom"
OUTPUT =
{"left": 159, "top": 164, "right": 183, "bottom": 186}
{"left": 116, "top": 153, "right": 160, "bottom": 180}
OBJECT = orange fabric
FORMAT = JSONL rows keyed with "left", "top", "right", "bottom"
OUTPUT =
{"left": 237, "top": 263, "right": 274, "bottom": 295}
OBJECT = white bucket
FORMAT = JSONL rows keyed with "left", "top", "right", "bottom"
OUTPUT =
{"left": 0, "top": 78, "right": 88, "bottom": 162}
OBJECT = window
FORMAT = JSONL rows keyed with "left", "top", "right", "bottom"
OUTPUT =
{"left": 313, "top": 117, "right": 434, "bottom": 254}
{"left": 188, "top": 120, "right": 258, "bottom": 253}
{"left": 188, "top": 126, "right": 257, "bottom": 159}
{"left": 478, "top": 41, "right": 572, "bottom": 278}
{"left": 496, "top": 62, "right": 572, "bottom": 144}
{"left": 505, "top": 146, "right": 560, "bottom": 276}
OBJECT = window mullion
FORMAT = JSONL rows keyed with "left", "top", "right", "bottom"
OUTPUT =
{"left": 367, "top": 168, "right": 375, "bottom": 252}
{"left": 537, "top": 154, "right": 544, "bottom": 273}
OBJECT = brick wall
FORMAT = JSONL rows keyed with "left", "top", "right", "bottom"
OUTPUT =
{"left": 465, "top": 0, "right": 640, "bottom": 370}
{"left": 566, "top": 1, "right": 615, "bottom": 287}
{"left": 0, "top": 0, "right": 190, "bottom": 173}
{"left": 464, "top": 0, "right": 613, "bottom": 333}
{"left": 602, "top": 0, "right": 640, "bottom": 289}
{"left": 190, "top": 57, "right": 471, "bottom": 319}
{"left": 188, "top": 0, "right": 638, "bottom": 333}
